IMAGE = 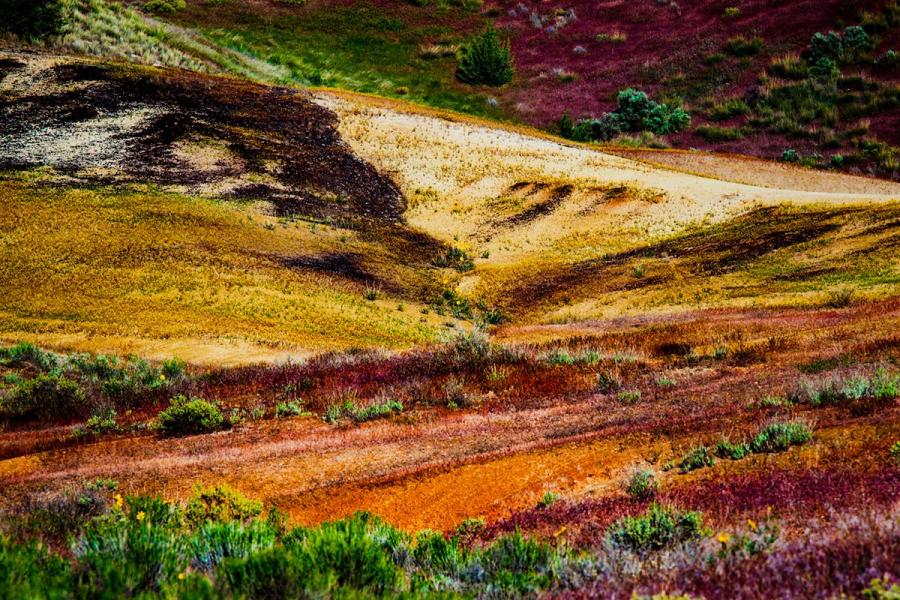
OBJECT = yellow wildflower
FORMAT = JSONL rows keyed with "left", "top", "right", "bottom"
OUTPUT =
{"left": 159, "top": 373, "right": 166, "bottom": 381}
{"left": 114, "top": 493, "right": 123, "bottom": 508}
{"left": 136, "top": 511, "right": 146, "bottom": 522}
{"left": 178, "top": 572, "right": 186, "bottom": 581}
{"left": 716, "top": 532, "right": 731, "bottom": 544}
{"left": 553, "top": 526, "right": 567, "bottom": 538}
{"left": 747, "top": 519, "right": 757, "bottom": 531}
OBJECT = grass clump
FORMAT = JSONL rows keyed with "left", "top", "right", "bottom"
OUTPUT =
{"left": 696, "top": 125, "right": 745, "bottom": 141}
{"left": 275, "top": 400, "right": 307, "bottom": 418}
{"left": 606, "top": 504, "right": 707, "bottom": 553}
{"left": 157, "top": 395, "right": 228, "bottom": 436}
{"left": 724, "top": 35, "right": 765, "bottom": 57}
{"left": 749, "top": 420, "right": 812, "bottom": 453}
{"left": 324, "top": 398, "right": 403, "bottom": 424}
{"left": 708, "top": 98, "right": 751, "bottom": 120}
{"left": 678, "top": 445, "right": 715, "bottom": 473}
{"left": 617, "top": 389, "right": 642, "bottom": 405}
{"left": 714, "top": 438, "right": 750, "bottom": 460}
{"left": 456, "top": 25, "right": 514, "bottom": 86}
{"left": 795, "top": 368, "right": 899, "bottom": 407}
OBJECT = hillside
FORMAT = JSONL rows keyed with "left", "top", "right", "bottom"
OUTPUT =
{"left": 0, "top": 24, "right": 898, "bottom": 600}
{"left": 2, "top": 50, "right": 898, "bottom": 362}
{"left": 36, "top": 0, "right": 900, "bottom": 179}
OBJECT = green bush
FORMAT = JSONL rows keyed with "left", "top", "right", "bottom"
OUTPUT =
{"left": 781, "top": 148, "right": 800, "bottom": 162}
{"left": 0, "top": 535, "right": 71, "bottom": 598}
{"left": 157, "top": 395, "right": 228, "bottom": 436}
{"left": 625, "top": 468, "right": 658, "bottom": 501}
{"left": 190, "top": 520, "right": 277, "bottom": 572}
{"left": 79, "top": 409, "right": 118, "bottom": 436}
{"left": 456, "top": 26, "right": 514, "bottom": 86}
{"left": 808, "top": 31, "right": 844, "bottom": 63}
{"left": 143, "top": 0, "right": 186, "bottom": 13}
{"left": 74, "top": 516, "right": 189, "bottom": 597}
{"left": 1, "top": 374, "right": 89, "bottom": 421}
{"left": 843, "top": 26, "right": 874, "bottom": 58}
{"left": 186, "top": 484, "right": 263, "bottom": 527}
{"left": 606, "top": 504, "right": 707, "bottom": 553}
{"left": 561, "top": 89, "right": 690, "bottom": 142}
{"left": 749, "top": 420, "right": 812, "bottom": 453}
{"left": 679, "top": 445, "right": 715, "bottom": 473}
{"left": 890, "top": 441, "right": 900, "bottom": 463}
{"left": 0, "top": 0, "right": 64, "bottom": 39}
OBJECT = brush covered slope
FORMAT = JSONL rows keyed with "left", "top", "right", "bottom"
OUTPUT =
{"left": 43, "top": 0, "right": 900, "bottom": 179}
{"left": 0, "top": 41, "right": 899, "bottom": 600}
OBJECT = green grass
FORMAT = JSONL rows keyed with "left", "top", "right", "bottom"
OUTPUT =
{"left": 174, "top": 1, "right": 507, "bottom": 119}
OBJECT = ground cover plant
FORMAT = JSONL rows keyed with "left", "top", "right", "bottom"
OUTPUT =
{"left": 1, "top": 481, "right": 897, "bottom": 599}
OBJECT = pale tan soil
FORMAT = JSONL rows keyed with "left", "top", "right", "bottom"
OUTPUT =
{"left": 607, "top": 147, "right": 900, "bottom": 196}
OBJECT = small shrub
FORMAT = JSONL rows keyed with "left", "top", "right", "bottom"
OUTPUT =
{"left": 891, "top": 441, "right": 900, "bottom": 463}
{"left": 76, "top": 409, "right": 118, "bottom": 436}
{"left": 679, "top": 445, "right": 715, "bottom": 473}
{"left": 0, "top": 342, "right": 61, "bottom": 371}
{"left": 842, "top": 25, "right": 874, "bottom": 59}
{"left": 456, "top": 26, "right": 515, "bottom": 86}
{"left": 722, "top": 6, "right": 740, "bottom": 19}
{"left": 625, "top": 468, "right": 658, "bottom": 501}
{"left": 781, "top": 148, "right": 800, "bottom": 162}
{"left": 749, "top": 420, "right": 812, "bottom": 453}
{"left": 157, "top": 395, "right": 227, "bottom": 436}
{"left": 186, "top": 484, "right": 263, "bottom": 526}
{"left": 606, "top": 504, "right": 707, "bottom": 553}
{"left": 1, "top": 374, "right": 89, "bottom": 422}
{"left": 808, "top": 31, "right": 843, "bottom": 63}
